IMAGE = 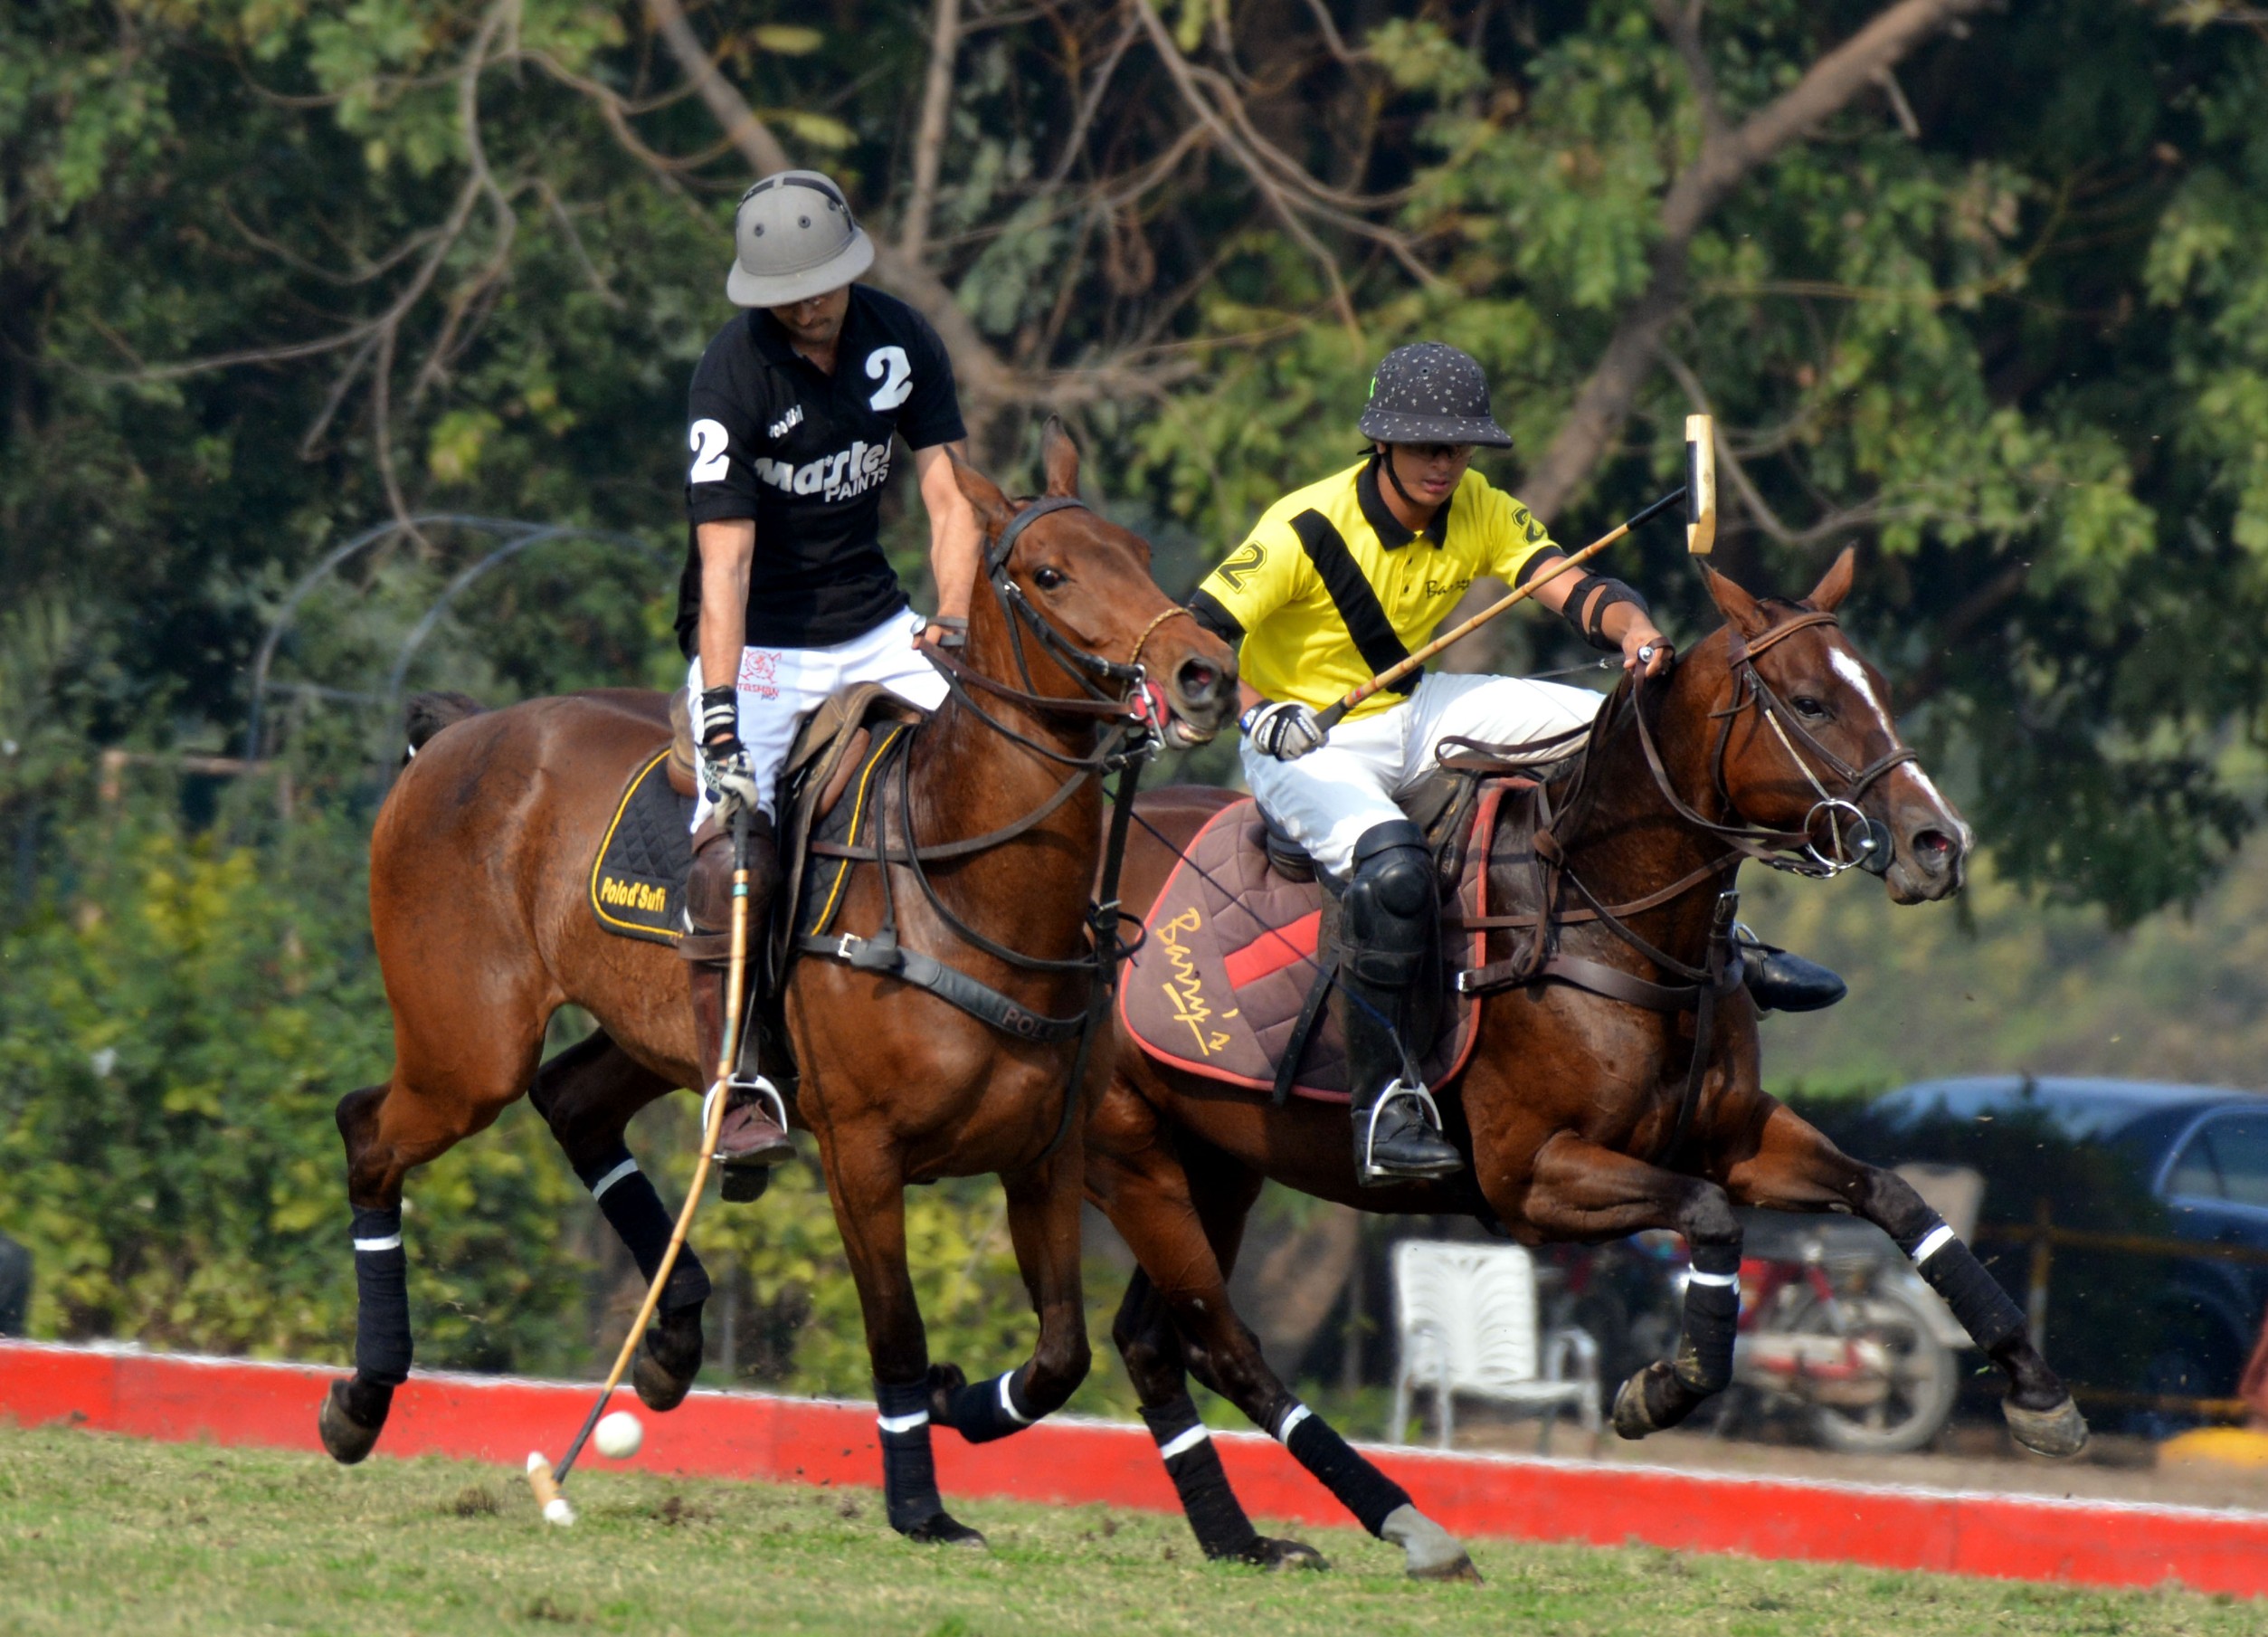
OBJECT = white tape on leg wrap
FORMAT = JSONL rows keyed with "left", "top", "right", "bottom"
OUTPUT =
{"left": 1156, "top": 1424, "right": 1211, "bottom": 1461}
{"left": 1686, "top": 1268, "right": 1738, "bottom": 1288}
{"left": 1274, "top": 1404, "right": 1312, "bottom": 1444}
{"left": 999, "top": 1372, "right": 1032, "bottom": 1425}
{"left": 1912, "top": 1224, "right": 1956, "bottom": 1265}
{"left": 588, "top": 1157, "right": 639, "bottom": 1202}
{"left": 877, "top": 1409, "right": 930, "bottom": 1435}
{"left": 352, "top": 1234, "right": 403, "bottom": 1253}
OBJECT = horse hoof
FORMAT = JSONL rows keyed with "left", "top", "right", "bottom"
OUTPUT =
{"left": 1380, "top": 1503, "right": 1478, "bottom": 1581}
{"left": 1237, "top": 1536, "right": 1328, "bottom": 1573}
{"left": 903, "top": 1511, "right": 988, "bottom": 1549}
{"left": 318, "top": 1379, "right": 385, "bottom": 1465}
{"left": 631, "top": 1329, "right": 701, "bottom": 1413}
{"left": 1612, "top": 1366, "right": 1665, "bottom": 1441}
{"left": 925, "top": 1363, "right": 969, "bottom": 1424}
{"left": 2005, "top": 1395, "right": 2090, "bottom": 1459}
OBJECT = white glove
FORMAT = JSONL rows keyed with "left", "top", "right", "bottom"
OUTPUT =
{"left": 1241, "top": 700, "right": 1326, "bottom": 761}
{"left": 699, "top": 738, "right": 763, "bottom": 818}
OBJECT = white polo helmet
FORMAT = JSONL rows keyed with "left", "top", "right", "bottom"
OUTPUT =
{"left": 726, "top": 170, "right": 874, "bottom": 308}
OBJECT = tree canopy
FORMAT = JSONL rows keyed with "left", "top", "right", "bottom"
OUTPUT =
{"left": 5, "top": 0, "right": 2266, "bottom": 918}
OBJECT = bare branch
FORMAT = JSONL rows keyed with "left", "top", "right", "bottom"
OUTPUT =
{"left": 901, "top": 0, "right": 963, "bottom": 263}
{"left": 641, "top": 0, "right": 794, "bottom": 176}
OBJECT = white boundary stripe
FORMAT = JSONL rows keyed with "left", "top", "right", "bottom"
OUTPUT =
{"left": 588, "top": 1157, "right": 640, "bottom": 1201}
{"left": 877, "top": 1409, "right": 929, "bottom": 1435}
{"left": 352, "top": 1234, "right": 403, "bottom": 1253}
{"left": 1912, "top": 1224, "right": 1956, "bottom": 1265}
{"left": 998, "top": 1372, "right": 1032, "bottom": 1425}
{"left": 1155, "top": 1424, "right": 1210, "bottom": 1461}
{"left": 1274, "top": 1404, "right": 1312, "bottom": 1444}
{"left": 1687, "top": 1268, "right": 1738, "bottom": 1288}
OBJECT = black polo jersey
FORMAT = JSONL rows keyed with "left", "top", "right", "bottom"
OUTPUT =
{"left": 674, "top": 284, "right": 967, "bottom": 655}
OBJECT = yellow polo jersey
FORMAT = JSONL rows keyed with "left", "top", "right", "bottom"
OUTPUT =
{"left": 1192, "top": 458, "right": 1561, "bottom": 721}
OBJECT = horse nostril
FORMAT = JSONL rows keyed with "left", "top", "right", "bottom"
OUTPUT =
{"left": 1176, "top": 659, "right": 1221, "bottom": 700}
{"left": 1912, "top": 828, "right": 1956, "bottom": 871}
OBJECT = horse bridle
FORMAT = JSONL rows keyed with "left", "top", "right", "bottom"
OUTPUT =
{"left": 1631, "top": 608, "right": 1915, "bottom": 880}
{"left": 808, "top": 491, "right": 1170, "bottom": 1168}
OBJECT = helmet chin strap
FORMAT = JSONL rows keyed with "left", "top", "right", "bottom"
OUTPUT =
{"left": 1375, "top": 445, "right": 1438, "bottom": 523}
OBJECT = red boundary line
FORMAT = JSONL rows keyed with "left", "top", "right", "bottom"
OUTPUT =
{"left": 5, "top": 1339, "right": 2263, "bottom": 1597}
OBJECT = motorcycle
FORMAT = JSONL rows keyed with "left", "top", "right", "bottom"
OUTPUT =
{"left": 1544, "top": 1215, "right": 1964, "bottom": 1454}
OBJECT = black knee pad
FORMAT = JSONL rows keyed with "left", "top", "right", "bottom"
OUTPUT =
{"left": 1341, "top": 822, "right": 1435, "bottom": 989}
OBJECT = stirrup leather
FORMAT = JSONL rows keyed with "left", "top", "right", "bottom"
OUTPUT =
{"left": 1358, "top": 1078, "right": 1447, "bottom": 1185}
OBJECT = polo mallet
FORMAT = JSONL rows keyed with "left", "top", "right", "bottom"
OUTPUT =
{"left": 526, "top": 805, "right": 755, "bottom": 1528}
{"left": 1313, "top": 414, "right": 1718, "bottom": 733}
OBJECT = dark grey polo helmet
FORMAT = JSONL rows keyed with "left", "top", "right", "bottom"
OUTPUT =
{"left": 1356, "top": 342, "right": 1514, "bottom": 447}
{"left": 726, "top": 170, "right": 875, "bottom": 308}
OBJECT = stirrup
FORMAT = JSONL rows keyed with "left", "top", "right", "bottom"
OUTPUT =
{"left": 1358, "top": 1078, "right": 1447, "bottom": 1185}
{"left": 699, "top": 1074, "right": 790, "bottom": 1159}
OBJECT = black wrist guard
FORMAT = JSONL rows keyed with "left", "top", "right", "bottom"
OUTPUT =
{"left": 1574, "top": 579, "right": 1648, "bottom": 652}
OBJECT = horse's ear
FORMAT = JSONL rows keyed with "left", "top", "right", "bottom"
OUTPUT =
{"left": 950, "top": 448, "right": 1017, "bottom": 539}
{"left": 1703, "top": 565, "right": 1773, "bottom": 639}
{"left": 1039, "top": 414, "right": 1081, "bottom": 499}
{"left": 1805, "top": 544, "right": 1857, "bottom": 613}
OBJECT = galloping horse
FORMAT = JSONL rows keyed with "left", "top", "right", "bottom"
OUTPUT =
{"left": 319, "top": 425, "right": 1237, "bottom": 1545}
{"left": 1079, "top": 550, "right": 2088, "bottom": 1575}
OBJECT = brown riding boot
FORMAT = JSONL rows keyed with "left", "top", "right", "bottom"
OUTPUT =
{"left": 681, "top": 813, "right": 793, "bottom": 1173}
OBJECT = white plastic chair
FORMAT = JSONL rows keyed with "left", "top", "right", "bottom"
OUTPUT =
{"left": 1387, "top": 1239, "right": 1601, "bottom": 1452}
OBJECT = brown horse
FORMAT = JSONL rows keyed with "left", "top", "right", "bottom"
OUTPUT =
{"left": 318, "top": 425, "right": 1237, "bottom": 1546}
{"left": 1077, "top": 550, "right": 2087, "bottom": 1575}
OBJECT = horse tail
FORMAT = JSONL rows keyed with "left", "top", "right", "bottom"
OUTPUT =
{"left": 403, "top": 690, "right": 487, "bottom": 760}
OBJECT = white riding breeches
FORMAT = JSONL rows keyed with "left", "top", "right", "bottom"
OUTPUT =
{"left": 1241, "top": 671, "right": 1603, "bottom": 879}
{"left": 688, "top": 607, "right": 948, "bottom": 825}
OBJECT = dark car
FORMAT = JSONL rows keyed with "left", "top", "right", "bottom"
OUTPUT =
{"left": 1859, "top": 1075, "right": 2268, "bottom": 1419}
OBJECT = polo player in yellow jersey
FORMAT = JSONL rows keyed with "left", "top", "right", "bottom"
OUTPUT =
{"left": 1187, "top": 343, "right": 1844, "bottom": 1184}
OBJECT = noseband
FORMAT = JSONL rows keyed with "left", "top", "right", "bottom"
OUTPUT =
{"left": 1634, "top": 609, "right": 1916, "bottom": 880}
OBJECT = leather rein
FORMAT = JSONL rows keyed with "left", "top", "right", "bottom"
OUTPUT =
{"left": 796, "top": 494, "right": 1168, "bottom": 1166}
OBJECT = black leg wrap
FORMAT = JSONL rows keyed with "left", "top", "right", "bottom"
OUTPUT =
{"left": 578, "top": 1146, "right": 711, "bottom": 1312}
{"left": 1282, "top": 1405, "right": 1409, "bottom": 1538}
{"left": 943, "top": 1367, "right": 1039, "bottom": 1444}
{"left": 350, "top": 1206, "right": 412, "bottom": 1385}
{"left": 1903, "top": 1217, "right": 2026, "bottom": 1354}
{"left": 1141, "top": 1394, "right": 1259, "bottom": 1559}
{"left": 875, "top": 1376, "right": 945, "bottom": 1533}
{"left": 1674, "top": 1241, "right": 1741, "bottom": 1395}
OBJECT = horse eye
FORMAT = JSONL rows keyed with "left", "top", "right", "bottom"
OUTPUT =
{"left": 1032, "top": 566, "right": 1067, "bottom": 591}
{"left": 1792, "top": 696, "right": 1827, "bottom": 719}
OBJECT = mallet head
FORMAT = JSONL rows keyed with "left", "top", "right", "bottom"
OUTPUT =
{"left": 1684, "top": 414, "right": 1717, "bottom": 557}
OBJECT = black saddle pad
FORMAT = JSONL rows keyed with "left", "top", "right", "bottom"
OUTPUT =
{"left": 588, "top": 748, "right": 695, "bottom": 946}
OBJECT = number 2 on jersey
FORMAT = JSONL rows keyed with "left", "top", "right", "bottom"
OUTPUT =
{"left": 866, "top": 347, "right": 912, "bottom": 412}
{"left": 688, "top": 418, "right": 730, "bottom": 482}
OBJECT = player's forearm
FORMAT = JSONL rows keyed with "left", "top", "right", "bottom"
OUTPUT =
{"left": 697, "top": 519, "right": 755, "bottom": 694}
{"left": 922, "top": 464, "right": 980, "bottom": 623}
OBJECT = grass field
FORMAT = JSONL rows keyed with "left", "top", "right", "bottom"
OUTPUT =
{"left": 0, "top": 1425, "right": 2255, "bottom": 1636}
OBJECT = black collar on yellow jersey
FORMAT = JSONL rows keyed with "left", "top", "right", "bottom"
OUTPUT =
{"left": 1357, "top": 453, "right": 1453, "bottom": 549}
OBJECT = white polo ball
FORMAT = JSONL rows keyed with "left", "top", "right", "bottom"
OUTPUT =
{"left": 594, "top": 1409, "right": 644, "bottom": 1460}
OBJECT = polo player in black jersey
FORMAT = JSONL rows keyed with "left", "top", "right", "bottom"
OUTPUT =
{"left": 676, "top": 169, "right": 979, "bottom": 1174}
